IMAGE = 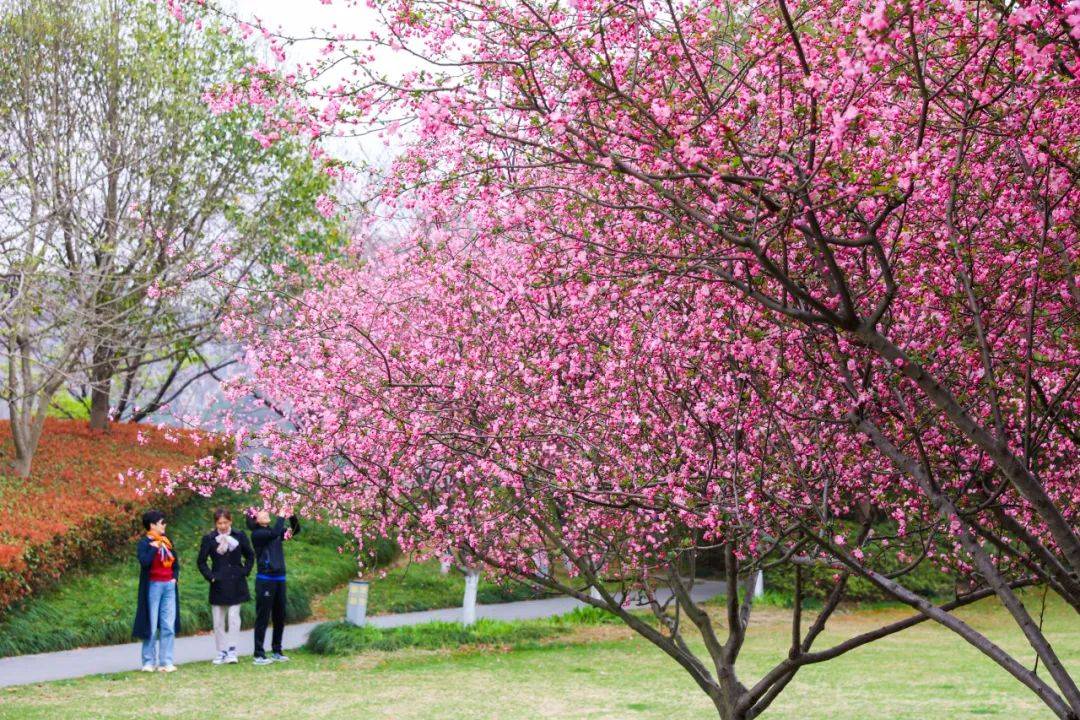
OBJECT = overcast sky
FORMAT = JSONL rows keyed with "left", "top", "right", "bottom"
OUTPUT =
{"left": 226, "top": 0, "right": 413, "bottom": 80}
{"left": 225, "top": 0, "right": 416, "bottom": 164}
{"left": 230, "top": 0, "right": 373, "bottom": 48}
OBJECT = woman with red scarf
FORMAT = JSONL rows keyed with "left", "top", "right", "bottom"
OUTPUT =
{"left": 133, "top": 509, "right": 181, "bottom": 672}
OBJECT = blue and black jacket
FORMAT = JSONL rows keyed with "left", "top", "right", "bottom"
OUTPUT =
{"left": 247, "top": 515, "right": 300, "bottom": 579}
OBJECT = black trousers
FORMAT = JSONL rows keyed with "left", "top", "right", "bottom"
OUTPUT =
{"left": 254, "top": 579, "right": 287, "bottom": 656}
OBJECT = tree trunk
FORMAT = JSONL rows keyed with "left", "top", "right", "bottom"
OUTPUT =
{"left": 10, "top": 451, "right": 33, "bottom": 478}
{"left": 462, "top": 568, "right": 480, "bottom": 626}
{"left": 7, "top": 397, "right": 48, "bottom": 479}
{"left": 88, "top": 348, "right": 113, "bottom": 430}
{"left": 89, "top": 6, "right": 121, "bottom": 433}
{"left": 88, "top": 373, "right": 111, "bottom": 430}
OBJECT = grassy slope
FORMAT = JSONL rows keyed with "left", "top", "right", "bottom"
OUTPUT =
{"left": 0, "top": 490, "right": 357, "bottom": 657}
{"left": 313, "top": 558, "right": 543, "bottom": 619}
{"left": 1, "top": 593, "right": 1074, "bottom": 719}
{"left": 0, "top": 419, "right": 205, "bottom": 612}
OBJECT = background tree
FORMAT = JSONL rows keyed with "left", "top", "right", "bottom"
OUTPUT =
{"left": 0, "top": 0, "right": 343, "bottom": 476}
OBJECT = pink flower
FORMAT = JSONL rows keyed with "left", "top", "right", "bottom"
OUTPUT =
{"left": 315, "top": 194, "right": 337, "bottom": 218}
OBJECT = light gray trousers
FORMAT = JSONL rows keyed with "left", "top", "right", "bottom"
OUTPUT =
{"left": 212, "top": 604, "right": 241, "bottom": 653}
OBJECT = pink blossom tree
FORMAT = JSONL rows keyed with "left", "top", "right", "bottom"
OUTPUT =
{"left": 357, "top": 4, "right": 1080, "bottom": 709}
{"left": 207, "top": 224, "right": 1070, "bottom": 719}
{"left": 164, "top": 0, "right": 1078, "bottom": 716}
{"left": 354, "top": 0, "right": 1080, "bottom": 613}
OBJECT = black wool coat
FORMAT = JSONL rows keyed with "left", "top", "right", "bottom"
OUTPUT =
{"left": 196, "top": 529, "right": 254, "bottom": 606}
{"left": 132, "top": 535, "right": 181, "bottom": 640}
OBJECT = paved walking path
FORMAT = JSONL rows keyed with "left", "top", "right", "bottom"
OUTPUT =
{"left": 0, "top": 580, "right": 724, "bottom": 688}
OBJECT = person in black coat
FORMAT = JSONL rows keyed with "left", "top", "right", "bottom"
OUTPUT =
{"left": 133, "top": 509, "right": 181, "bottom": 673}
{"left": 247, "top": 510, "right": 300, "bottom": 664}
{"left": 196, "top": 507, "right": 254, "bottom": 665}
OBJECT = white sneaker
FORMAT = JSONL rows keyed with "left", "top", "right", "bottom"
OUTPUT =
{"left": 159, "top": 665, "right": 177, "bottom": 673}
{"left": 141, "top": 664, "right": 155, "bottom": 673}
{"left": 211, "top": 651, "right": 228, "bottom": 665}
{"left": 225, "top": 653, "right": 238, "bottom": 665}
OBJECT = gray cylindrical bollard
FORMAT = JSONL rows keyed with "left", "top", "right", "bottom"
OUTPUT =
{"left": 345, "top": 580, "right": 370, "bottom": 626}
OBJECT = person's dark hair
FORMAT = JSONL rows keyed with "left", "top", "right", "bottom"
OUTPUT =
{"left": 142, "top": 509, "right": 165, "bottom": 530}
{"left": 213, "top": 507, "right": 232, "bottom": 522}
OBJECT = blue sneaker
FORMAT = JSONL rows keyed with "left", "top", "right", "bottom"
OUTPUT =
{"left": 271, "top": 652, "right": 289, "bottom": 662}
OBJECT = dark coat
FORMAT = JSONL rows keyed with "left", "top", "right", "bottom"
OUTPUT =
{"left": 246, "top": 515, "right": 300, "bottom": 576}
{"left": 196, "top": 529, "right": 254, "bottom": 606}
{"left": 132, "top": 535, "right": 181, "bottom": 640}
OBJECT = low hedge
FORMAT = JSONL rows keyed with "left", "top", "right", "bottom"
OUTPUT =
{"left": 306, "top": 605, "right": 621, "bottom": 656}
{"left": 0, "top": 420, "right": 208, "bottom": 616}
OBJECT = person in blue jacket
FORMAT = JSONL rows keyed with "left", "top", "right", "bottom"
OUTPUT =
{"left": 132, "top": 509, "right": 180, "bottom": 673}
{"left": 247, "top": 509, "right": 300, "bottom": 664}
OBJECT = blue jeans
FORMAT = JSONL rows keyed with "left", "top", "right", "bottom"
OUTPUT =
{"left": 141, "top": 580, "right": 177, "bottom": 667}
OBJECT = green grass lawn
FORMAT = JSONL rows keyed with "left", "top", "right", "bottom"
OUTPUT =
{"left": 1, "top": 592, "right": 1075, "bottom": 719}
{"left": 314, "top": 557, "right": 544, "bottom": 619}
{"left": 0, "top": 490, "right": 359, "bottom": 657}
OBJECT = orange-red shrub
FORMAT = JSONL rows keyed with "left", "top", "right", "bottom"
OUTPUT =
{"left": 0, "top": 419, "right": 213, "bottom": 615}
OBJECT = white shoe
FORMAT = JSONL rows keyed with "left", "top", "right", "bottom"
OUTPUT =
{"left": 159, "top": 665, "right": 177, "bottom": 673}
{"left": 141, "top": 664, "right": 155, "bottom": 673}
{"left": 225, "top": 653, "right": 238, "bottom": 664}
{"left": 211, "top": 651, "right": 228, "bottom": 665}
